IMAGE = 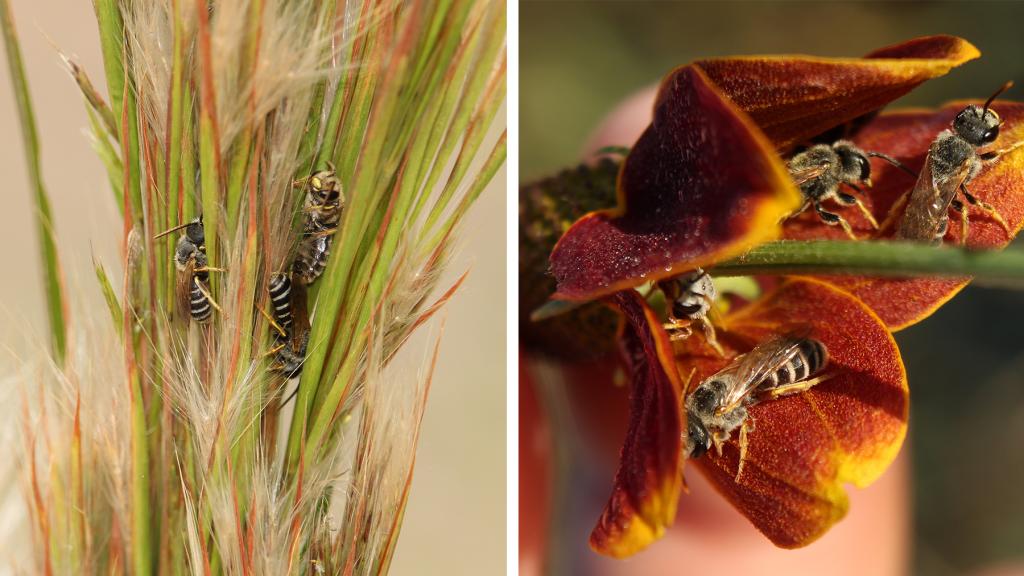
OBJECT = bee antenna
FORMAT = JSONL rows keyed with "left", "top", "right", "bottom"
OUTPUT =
{"left": 153, "top": 221, "right": 193, "bottom": 240}
{"left": 983, "top": 80, "right": 1014, "bottom": 115}
{"left": 866, "top": 152, "right": 918, "bottom": 179}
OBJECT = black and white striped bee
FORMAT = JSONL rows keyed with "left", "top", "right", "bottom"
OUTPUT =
{"left": 293, "top": 168, "right": 344, "bottom": 285}
{"left": 264, "top": 273, "right": 309, "bottom": 379}
{"left": 684, "top": 332, "right": 829, "bottom": 481}
{"left": 156, "top": 216, "right": 221, "bottom": 324}
{"left": 658, "top": 268, "right": 722, "bottom": 355}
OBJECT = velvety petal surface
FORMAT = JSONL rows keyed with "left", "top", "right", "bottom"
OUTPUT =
{"left": 590, "top": 290, "right": 685, "bottom": 558}
{"left": 784, "top": 101, "right": 1024, "bottom": 329}
{"left": 674, "top": 278, "right": 907, "bottom": 547}
{"left": 696, "top": 35, "right": 979, "bottom": 150}
{"left": 551, "top": 66, "right": 800, "bottom": 301}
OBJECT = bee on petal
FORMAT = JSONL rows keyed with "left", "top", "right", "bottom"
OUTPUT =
{"left": 684, "top": 331, "right": 830, "bottom": 482}
{"left": 658, "top": 268, "right": 723, "bottom": 355}
{"left": 894, "top": 82, "right": 1019, "bottom": 244}
{"left": 787, "top": 140, "right": 913, "bottom": 239}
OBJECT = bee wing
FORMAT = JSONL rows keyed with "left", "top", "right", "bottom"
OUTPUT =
{"left": 714, "top": 332, "right": 810, "bottom": 413}
{"left": 288, "top": 280, "right": 310, "bottom": 353}
{"left": 789, "top": 164, "right": 829, "bottom": 187}
{"left": 176, "top": 256, "right": 196, "bottom": 322}
{"left": 898, "top": 154, "right": 970, "bottom": 239}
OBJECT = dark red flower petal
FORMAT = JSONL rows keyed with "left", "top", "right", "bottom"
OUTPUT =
{"left": 674, "top": 278, "right": 907, "bottom": 547}
{"left": 785, "top": 101, "right": 1024, "bottom": 329}
{"left": 696, "top": 35, "right": 979, "bottom": 151}
{"left": 551, "top": 65, "right": 800, "bottom": 301}
{"left": 590, "top": 290, "right": 685, "bottom": 558}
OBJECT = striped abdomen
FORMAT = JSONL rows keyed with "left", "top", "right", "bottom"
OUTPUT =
{"left": 762, "top": 338, "right": 828, "bottom": 389}
{"left": 269, "top": 273, "right": 293, "bottom": 331}
{"left": 190, "top": 272, "right": 213, "bottom": 323}
{"left": 293, "top": 234, "right": 332, "bottom": 285}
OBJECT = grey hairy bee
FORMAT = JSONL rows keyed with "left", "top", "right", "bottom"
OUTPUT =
{"left": 787, "top": 140, "right": 913, "bottom": 239}
{"left": 894, "top": 82, "right": 1019, "bottom": 243}
{"left": 684, "top": 332, "right": 830, "bottom": 481}
{"left": 658, "top": 268, "right": 723, "bottom": 355}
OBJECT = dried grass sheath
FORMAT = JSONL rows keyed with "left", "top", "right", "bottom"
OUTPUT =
{"left": 2, "top": 0, "right": 506, "bottom": 572}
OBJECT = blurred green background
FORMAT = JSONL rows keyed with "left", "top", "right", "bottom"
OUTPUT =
{"left": 522, "top": 2, "right": 1024, "bottom": 574}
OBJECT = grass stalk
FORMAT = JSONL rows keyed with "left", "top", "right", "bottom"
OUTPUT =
{"left": 711, "top": 240, "right": 1024, "bottom": 287}
{"left": 1, "top": 0, "right": 68, "bottom": 363}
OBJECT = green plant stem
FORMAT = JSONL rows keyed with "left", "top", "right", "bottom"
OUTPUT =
{"left": 711, "top": 240, "right": 1024, "bottom": 288}
{"left": 1, "top": 0, "right": 67, "bottom": 363}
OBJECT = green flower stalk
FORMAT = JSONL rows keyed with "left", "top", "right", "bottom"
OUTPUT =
{"left": 3, "top": 0, "right": 505, "bottom": 572}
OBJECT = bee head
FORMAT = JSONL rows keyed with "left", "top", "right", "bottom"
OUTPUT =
{"left": 954, "top": 104, "right": 1001, "bottom": 147}
{"left": 184, "top": 215, "right": 205, "bottom": 245}
{"left": 309, "top": 170, "right": 342, "bottom": 205}
{"left": 832, "top": 140, "right": 872, "bottom": 185}
{"left": 685, "top": 416, "right": 711, "bottom": 459}
{"left": 957, "top": 81, "right": 1014, "bottom": 147}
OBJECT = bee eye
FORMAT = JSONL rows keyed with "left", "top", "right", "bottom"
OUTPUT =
{"left": 857, "top": 155, "right": 871, "bottom": 181}
{"left": 982, "top": 126, "right": 1000, "bottom": 144}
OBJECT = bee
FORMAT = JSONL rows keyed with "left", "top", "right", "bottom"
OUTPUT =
{"left": 155, "top": 216, "right": 221, "bottom": 323}
{"left": 293, "top": 168, "right": 345, "bottom": 285}
{"left": 894, "top": 81, "right": 1018, "bottom": 244}
{"left": 658, "top": 268, "right": 723, "bottom": 355}
{"left": 262, "top": 272, "right": 309, "bottom": 380}
{"left": 683, "top": 332, "right": 830, "bottom": 481}
{"left": 787, "top": 140, "right": 914, "bottom": 239}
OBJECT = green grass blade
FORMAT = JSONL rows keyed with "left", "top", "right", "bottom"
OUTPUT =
{"left": 710, "top": 240, "right": 1024, "bottom": 288}
{"left": 2, "top": 0, "right": 68, "bottom": 363}
{"left": 93, "top": 257, "right": 124, "bottom": 334}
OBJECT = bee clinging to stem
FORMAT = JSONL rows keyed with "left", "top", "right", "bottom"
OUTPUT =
{"left": 786, "top": 140, "right": 915, "bottom": 239}
{"left": 154, "top": 216, "right": 223, "bottom": 323}
{"left": 658, "top": 268, "right": 723, "bottom": 356}
{"left": 683, "top": 331, "right": 830, "bottom": 482}
{"left": 293, "top": 166, "right": 345, "bottom": 286}
{"left": 261, "top": 272, "right": 310, "bottom": 380}
{"left": 893, "top": 81, "right": 1020, "bottom": 243}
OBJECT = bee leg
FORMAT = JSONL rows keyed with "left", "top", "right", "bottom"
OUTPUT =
{"left": 712, "top": 432, "right": 726, "bottom": 457}
{"left": 194, "top": 266, "right": 226, "bottom": 273}
{"left": 256, "top": 305, "right": 288, "bottom": 339}
{"left": 735, "top": 419, "right": 752, "bottom": 483}
{"left": 263, "top": 342, "right": 286, "bottom": 358}
{"left": 680, "top": 366, "right": 698, "bottom": 397}
{"left": 879, "top": 189, "right": 911, "bottom": 233}
{"left": 950, "top": 199, "right": 969, "bottom": 245}
{"left": 304, "top": 227, "right": 338, "bottom": 239}
{"left": 696, "top": 315, "right": 725, "bottom": 357}
{"left": 961, "top": 184, "right": 1010, "bottom": 235}
{"left": 836, "top": 191, "right": 879, "bottom": 230}
{"left": 815, "top": 202, "right": 857, "bottom": 240}
{"left": 980, "top": 139, "right": 1024, "bottom": 162}
{"left": 765, "top": 374, "right": 834, "bottom": 399}
{"left": 786, "top": 199, "right": 812, "bottom": 221}
{"left": 194, "top": 282, "right": 223, "bottom": 314}
{"left": 662, "top": 318, "right": 693, "bottom": 342}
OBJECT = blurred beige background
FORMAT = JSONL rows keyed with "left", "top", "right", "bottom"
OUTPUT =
{"left": 0, "top": 0, "right": 505, "bottom": 572}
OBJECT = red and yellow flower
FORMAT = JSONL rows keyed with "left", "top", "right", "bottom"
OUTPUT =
{"left": 541, "top": 35, "right": 1024, "bottom": 557}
